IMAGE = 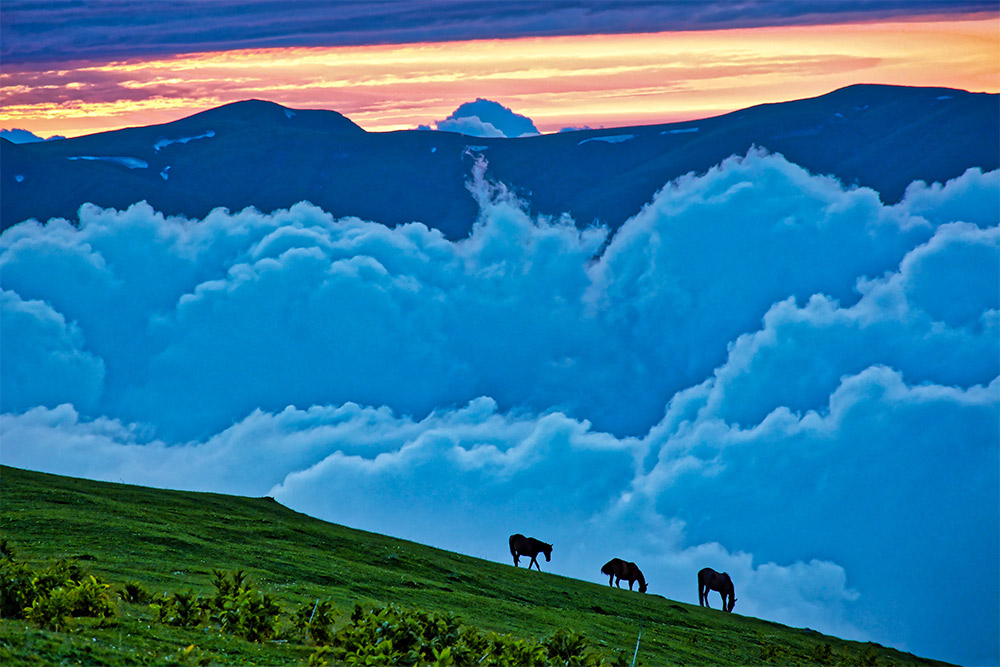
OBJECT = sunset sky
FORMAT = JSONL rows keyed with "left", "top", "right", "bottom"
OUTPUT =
{"left": 3, "top": 4, "right": 999, "bottom": 665}
{"left": 1, "top": 1, "right": 997, "bottom": 138}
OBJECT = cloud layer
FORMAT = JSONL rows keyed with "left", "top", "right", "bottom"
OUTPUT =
{"left": 1, "top": 151, "right": 997, "bottom": 665}
{"left": 5, "top": 1, "right": 993, "bottom": 64}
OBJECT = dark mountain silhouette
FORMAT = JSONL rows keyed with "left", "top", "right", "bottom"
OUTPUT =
{"left": 3, "top": 85, "right": 997, "bottom": 236}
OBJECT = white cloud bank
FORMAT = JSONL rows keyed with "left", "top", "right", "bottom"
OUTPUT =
{"left": 1, "top": 150, "right": 997, "bottom": 665}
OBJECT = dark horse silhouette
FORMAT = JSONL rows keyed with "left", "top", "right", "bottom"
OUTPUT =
{"left": 509, "top": 534, "right": 552, "bottom": 571}
{"left": 601, "top": 558, "right": 648, "bottom": 593}
{"left": 698, "top": 567, "right": 737, "bottom": 612}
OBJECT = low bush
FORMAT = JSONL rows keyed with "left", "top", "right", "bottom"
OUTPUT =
{"left": 295, "top": 598, "right": 336, "bottom": 645}
{"left": 330, "top": 603, "right": 620, "bottom": 667}
{"left": 151, "top": 589, "right": 208, "bottom": 628}
{"left": 120, "top": 579, "right": 151, "bottom": 603}
{"left": 209, "top": 569, "right": 282, "bottom": 642}
{"left": 2, "top": 551, "right": 625, "bottom": 666}
{"left": 1, "top": 547, "right": 115, "bottom": 628}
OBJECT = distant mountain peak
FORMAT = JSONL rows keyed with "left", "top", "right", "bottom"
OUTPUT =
{"left": 180, "top": 99, "right": 365, "bottom": 135}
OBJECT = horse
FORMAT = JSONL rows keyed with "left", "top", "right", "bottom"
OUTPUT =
{"left": 698, "top": 567, "right": 737, "bottom": 612}
{"left": 508, "top": 534, "right": 552, "bottom": 571}
{"left": 601, "top": 558, "right": 648, "bottom": 593}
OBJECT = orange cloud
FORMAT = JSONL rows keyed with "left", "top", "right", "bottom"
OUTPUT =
{"left": 2, "top": 17, "right": 996, "bottom": 138}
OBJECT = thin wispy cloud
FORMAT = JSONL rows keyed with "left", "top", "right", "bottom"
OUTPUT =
{"left": 2, "top": 15, "right": 996, "bottom": 137}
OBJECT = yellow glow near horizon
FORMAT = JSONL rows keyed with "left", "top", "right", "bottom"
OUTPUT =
{"left": 1, "top": 16, "right": 996, "bottom": 138}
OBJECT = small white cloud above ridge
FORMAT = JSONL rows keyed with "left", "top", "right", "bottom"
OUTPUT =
{"left": 428, "top": 98, "right": 539, "bottom": 138}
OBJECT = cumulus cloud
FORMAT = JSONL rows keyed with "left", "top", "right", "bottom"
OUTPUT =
{"left": 428, "top": 98, "right": 540, "bottom": 138}
{"left": 1, "top": 150, "right": 997, "bottom": 665}
{"left": 0, "top": 290, "right": 104, "bottom": 412}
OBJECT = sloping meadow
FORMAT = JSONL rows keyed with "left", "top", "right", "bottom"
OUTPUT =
{"left": 1, "top": 465, "right": 954, "bottom": 666}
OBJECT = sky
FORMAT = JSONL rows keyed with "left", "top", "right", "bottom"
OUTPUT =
{"left": 1, "top": 1, "right": 998, "bottom": 137}
{"left": 2, "top": 2, "right": 999, "bottom": 666}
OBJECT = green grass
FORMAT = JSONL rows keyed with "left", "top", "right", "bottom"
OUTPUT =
{"left": 1, "top": 465, "right": 951, "bottom": 666}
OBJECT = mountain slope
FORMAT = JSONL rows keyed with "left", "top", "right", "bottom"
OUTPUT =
{"left": 0, "top": 465, "right": 951, "bottom": 665}
{"left": 3, "top": 85, "right": 996, "bottom": 236}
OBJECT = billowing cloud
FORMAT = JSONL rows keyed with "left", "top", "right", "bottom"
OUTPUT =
{"left": 0, "top": 290, "right": 104, "bottom": 412}
{"left": 1, "top": 150, "right": 996, "bottom": 665}
{"left": 429, "top": 99, "right": 540, "bottom": 138}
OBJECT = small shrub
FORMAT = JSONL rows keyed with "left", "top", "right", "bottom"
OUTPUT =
{"left": 0, "top": 556, "right": 35, "bottom": 618}
{"left": 120, "top": 580, "right": 150, "bottom": 603}
{"left": 68, "top": 575, "right": 116, "bottom": 619}
{"left": 151, "top": 589, "right": 208, "bottom": 627}
{"left": 210, "top": 568, "right": 247, "bottom": 606}
{"left": 544, "top": 628, "right": 601, "bottom": 666}
{"left": 210, "top": 569, "right": 282, "bottom": 641}
{"left": 24, "top": 587, "right": 72, "bottom": 631}
{"left": 35, "top": 559, "right": 86, "bottom": 591}
{"left": 295, "top": 599, "right": 337, "bottom": 645}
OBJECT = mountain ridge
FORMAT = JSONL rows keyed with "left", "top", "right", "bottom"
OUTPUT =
{"left": 3, "top": 84, "right": 997, "bottom": 237}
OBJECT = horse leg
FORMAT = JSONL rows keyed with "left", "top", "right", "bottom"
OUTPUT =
{"left": 513, "top": 552, "right": 519, "bottom": 567}
{"left": 629, "top": 579, "right": 635, "bottom": 591}
{"left": 608, "top": 574, "right": 614, "bottom": 587}
{"left": 530, "top": 555, "right": 539, "bottom": 571}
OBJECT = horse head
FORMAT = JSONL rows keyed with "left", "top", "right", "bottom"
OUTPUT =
{"left": 543, "top": 543, "right": 553, "bottom": 561}
{"left": 638, "top": 580, "right": 648, "bottom": 594}
{"left": 727, "top": 596, "right": 737, "bottom": 612}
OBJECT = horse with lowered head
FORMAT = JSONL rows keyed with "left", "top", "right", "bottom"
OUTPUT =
{"left": 601, "top": 558, "right": 647, "bottom": 593}
{"left": 509, "top": 534, "right": 552, "bottom": 571}
{"left": 698, "top": 567, "right": 737, "bottom": 612}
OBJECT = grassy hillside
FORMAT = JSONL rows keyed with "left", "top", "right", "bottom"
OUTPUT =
{"left": 0, "top": 465, "right": 949, "bottom": 666}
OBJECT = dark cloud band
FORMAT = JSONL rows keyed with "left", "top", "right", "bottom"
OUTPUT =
{"left": 2, "top": 0, "right": 994, "bottom": 64}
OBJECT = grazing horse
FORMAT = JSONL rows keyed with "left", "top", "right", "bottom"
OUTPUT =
{"left": 601, "top": 558, "right": 648, "bottom": 593}
{"left": 509, "top": 534, "right": 552, "bottom": 571}
{"left": 698, "top": 567, "right": 737, "bottom": 612}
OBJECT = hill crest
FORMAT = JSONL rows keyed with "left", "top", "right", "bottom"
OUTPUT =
{"left": 3, "top": 84, "right": 996, "bottom": 236}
